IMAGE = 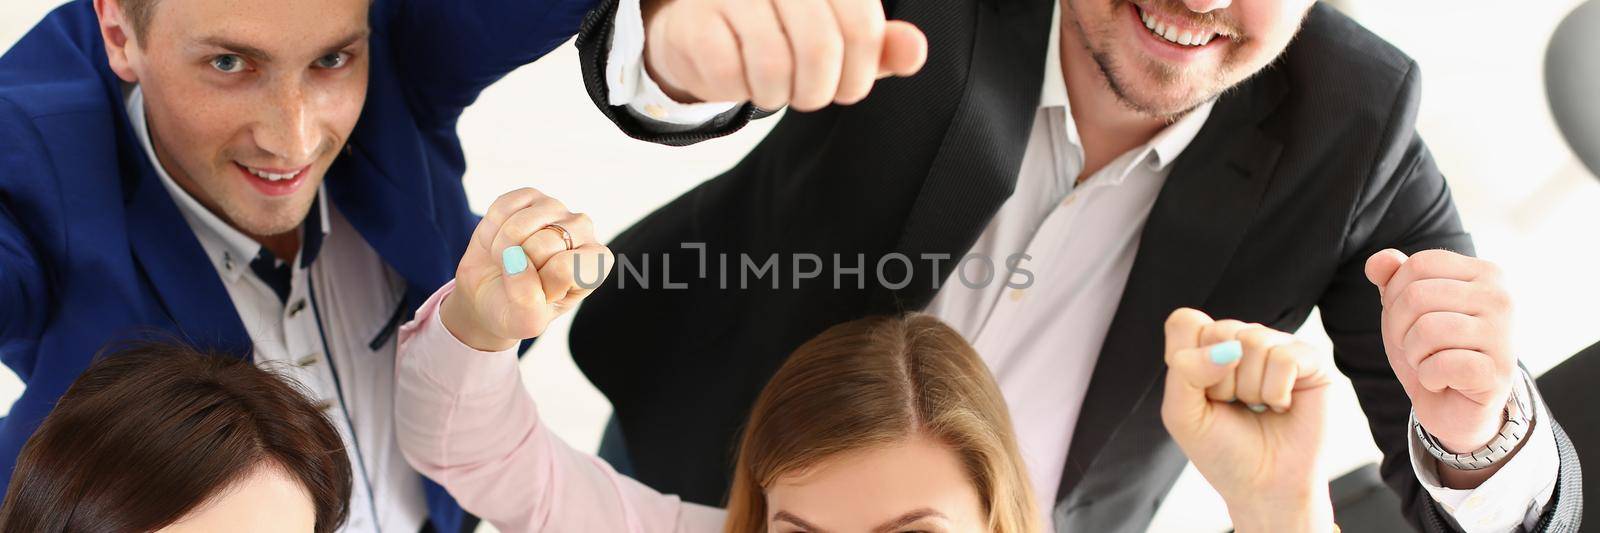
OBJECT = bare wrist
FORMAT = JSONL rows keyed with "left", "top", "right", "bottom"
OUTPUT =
{"left": 1228, "top": 490, "right": 1334, "bottom": 533}
{"left": 440, "top": 292, "right": 518, "bottom": 352}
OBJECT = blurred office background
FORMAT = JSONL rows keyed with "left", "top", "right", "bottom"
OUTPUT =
{"left": 2, "top": 1, "right": 1595, "bottom": 531}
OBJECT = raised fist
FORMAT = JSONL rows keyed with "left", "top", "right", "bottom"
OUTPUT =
{"left": 1161, "top": 308, "right": 1338, "bottom": 533}
{"left": 440, "top": 188, "right": 614, "bottom": 352}
{"left": 642, "top": 0, "right": 928, "bottom": 110}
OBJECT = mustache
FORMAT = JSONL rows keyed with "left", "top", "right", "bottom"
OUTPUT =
{"left": 1128, "top": 0, "right": 1245, "bottom": 40}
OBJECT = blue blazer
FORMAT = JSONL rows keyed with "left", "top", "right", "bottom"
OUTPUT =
{"left": 0, "top": 0, "right": 596, "bottom": 529}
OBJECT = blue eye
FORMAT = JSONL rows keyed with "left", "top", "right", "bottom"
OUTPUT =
{"left": 315, "top": 53, "right": 349, "bottom": 69}
{"left": 211, "top": 54, "right": 245, "bottom": 73}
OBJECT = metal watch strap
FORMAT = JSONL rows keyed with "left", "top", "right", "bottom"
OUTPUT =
{"left": 1411, "top": 370, "right": 1536, "bottom": 471}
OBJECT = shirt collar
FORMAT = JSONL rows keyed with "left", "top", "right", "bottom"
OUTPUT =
{"left": 1040, "top": 1, "right": 1069, "bottom": 110}
{"left": 1037, "top": 0, "right": 1214, "bottom": 174}
{"left": 126, "top": 85, "right": 331, "bottom": 281}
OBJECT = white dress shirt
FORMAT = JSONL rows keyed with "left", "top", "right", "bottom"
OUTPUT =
{"left": 129, "top": 87, "right": 427, "bottom": 533}
{"left": 606, "top": 2, "right": 1559, "bottom": 532}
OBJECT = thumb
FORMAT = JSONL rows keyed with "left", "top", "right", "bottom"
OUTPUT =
{"left": 877, "top": 21, "right": 928, "bottom": 78}
{"left": 1364, "top": 248, "right": 1408, "bottom": 298}
{"left": 1162, "top": 340, "right": 1242, "bottom": 429}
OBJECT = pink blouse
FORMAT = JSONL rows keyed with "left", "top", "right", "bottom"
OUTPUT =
{"left": 395, "top": 282, "right": 727, "bottom": 532}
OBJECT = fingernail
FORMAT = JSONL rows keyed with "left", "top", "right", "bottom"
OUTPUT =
{"left": 1208, "top": 341, "right": 1242, "bottom": 365}
{"left": 1248, "top": 404, "right": 1268, "bottom": 413}
{"left": 502, "top": 246, "right": 528, "bottom": 276}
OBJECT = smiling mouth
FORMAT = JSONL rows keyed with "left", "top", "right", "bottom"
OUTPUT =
{"left": 241, "top": 165, "right": 306, "bottom": 182}
{"left": 1136, "top": 5, "right": 1223, "bottom": 47}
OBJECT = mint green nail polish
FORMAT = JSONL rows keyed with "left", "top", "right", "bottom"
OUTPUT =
{"left": 1209, "top": 340, "right": 1242, "bottom": 365}
{"left": 502, "top": 246, "right": 529, "bottom": 276}
{"left": 1248, "top": 404, "right": 1268, "bottom": 413}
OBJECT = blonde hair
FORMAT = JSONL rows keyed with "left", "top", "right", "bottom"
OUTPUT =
{"left": 723, "top": 314, "right": 1038, "bottom": 533}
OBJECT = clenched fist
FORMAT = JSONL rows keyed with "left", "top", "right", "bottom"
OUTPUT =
{"left": 1364, "top": 249, "right": 1516, "bottom": 455}
{"left": 642, "top": 0, "right": 927, "bottom": 111}
{"left": 1161, "top": 308, "right": 1338, "bottom": 533}
{"left": 441, "top": 188, "right": 614, "bottom": 352}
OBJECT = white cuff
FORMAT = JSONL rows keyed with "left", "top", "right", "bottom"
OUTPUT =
{"left": 1408, "top": 394, "right": 1559, "bottom": 532}
{"left": 605, "top": 0, "right": 740, "bottom": 125}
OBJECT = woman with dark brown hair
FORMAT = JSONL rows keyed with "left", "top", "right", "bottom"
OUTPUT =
{"left": 0, "top": 342, "right": 352, "bottom": 532}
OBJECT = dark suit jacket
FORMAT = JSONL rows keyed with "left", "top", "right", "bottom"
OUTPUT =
{"left": 568, "top": 1, "right": 1582, "bottom": 531}
{"left": 0, "top": 0, "right": 596, "bottom": 529}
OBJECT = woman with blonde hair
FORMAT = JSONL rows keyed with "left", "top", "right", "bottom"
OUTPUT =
{"left": 395, "top": 189, "right": 1341, "bottom": 532}
{"left": 399, "top": 286, "right": 1036, "bottom": 531}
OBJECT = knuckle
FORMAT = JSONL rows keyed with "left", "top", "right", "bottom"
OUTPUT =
{"left": 1396, "top": 282, "right": 1428, "bottom": 311}
{"left": 750, "top": 52, "right": 793, "bottom": 81}
{"left": 706, "top": 55, "right": 744, "bottom": 83}
{"left": 689, "top": 29, "right": 722, "bottom": 54}
{"left": 1267, "top": 343, "right": 1297, "bottom": 364}
{"left": 1483, "top": 284, "right": 1512, "bottom": 311}
{"left": 841, "top": 17, "right": 884, "bottom": 46}
{"left": 802, "top": 36, "right": 844, "bottom": 65}
{"left": 1478, "top": 259, "right": 1505, "bottom": 280}
{"left": 1419, "top": 313, "right": 1465, "bottom": 340}
{"left": 1410, "top": 249, "right": 1447, "bottom": 270}
{"left": 571, "top": 212, "right": 594, "bottom": 230}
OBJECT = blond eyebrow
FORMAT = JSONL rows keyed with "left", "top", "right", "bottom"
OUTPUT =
{"left": 773, "top": 511, "right": 830, "bottom": 533}
{"left": 771, "top": 508, "right": 948, "bottom": 533}
{"left": 195, "top": 36, "right": 273, "bottom": 63}
{"left": 194, "top": 28, "right": 370, "bottom": 64}
{"left": 871, "top": 508, "right": 946, "bottom": 533}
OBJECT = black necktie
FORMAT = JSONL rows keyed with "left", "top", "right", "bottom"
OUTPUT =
{"left": 249, "top": 249, "right": 293, "bottom": 305}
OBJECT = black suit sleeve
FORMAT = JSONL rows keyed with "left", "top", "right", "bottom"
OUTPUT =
{"left": 1317, "top": 62, "right": 1582, "bottom": 532}
{"left": 573, "top": 0, "right": 768, "bottom": 146}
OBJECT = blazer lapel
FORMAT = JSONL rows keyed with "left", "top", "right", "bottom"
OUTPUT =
{"left": 884, "top": 0, "right": 1054, "bottom": 310}
{"left": 123, "top": 152, "right": 254, "bottom": 357}
{"left": 326, "top": 37, "right": 459, "bottom": 305}
{"left": 1056, "top": 68, "right": 1288, "bottom": 503}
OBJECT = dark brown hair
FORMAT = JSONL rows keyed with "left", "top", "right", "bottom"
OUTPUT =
{"left": 0, "top": 341, "right": 351, "bottom": 532}
{"left": 724, "top": 314, "right": 1038, "bottom": 533}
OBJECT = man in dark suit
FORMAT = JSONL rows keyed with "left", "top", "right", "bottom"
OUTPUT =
{"left": 568, "top": 0, "right": 1583, "bottom": 530}
{"left": 0, "top": 0, "right": 613, "bottom": 530}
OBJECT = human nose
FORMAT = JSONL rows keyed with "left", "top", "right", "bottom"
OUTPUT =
{"left": 253, "top": 80, "right": 321, "bottom": 164}
{"left": 1182, "top": 0, "right": 1231, "bottom": 13}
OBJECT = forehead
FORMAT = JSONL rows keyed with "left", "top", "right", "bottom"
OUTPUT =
{"left": 145, "top": 0, "right": 370, "bottom": 50}
{"left": 764, "top": 435, "right": 981, "bottom": 531}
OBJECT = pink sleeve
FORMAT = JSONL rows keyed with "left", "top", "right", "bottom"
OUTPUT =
{"left": 394, "top": 281, "right": 727, "bottom": 533}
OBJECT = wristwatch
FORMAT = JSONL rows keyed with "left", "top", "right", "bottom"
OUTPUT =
{"left": 1411, "top": 370, "right": 1536, "bottom": 471}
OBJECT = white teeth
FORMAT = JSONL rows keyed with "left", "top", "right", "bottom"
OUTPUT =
{"left": 247, "top": 167, "right": 297, "bottom": 181}
{"left": 1139, "top": 7, "right": 1215, "bottom": 47}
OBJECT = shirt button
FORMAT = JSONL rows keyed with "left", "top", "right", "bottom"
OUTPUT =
{"left": 643, "top": 104, "right": 667, "bottom": 119}
{"left": 222, "top": 252, "right": 235, "bottom": 271}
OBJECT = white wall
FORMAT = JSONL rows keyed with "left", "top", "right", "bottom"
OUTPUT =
{"left": 2, "top": 1, "right": 1595, "bottom": 531}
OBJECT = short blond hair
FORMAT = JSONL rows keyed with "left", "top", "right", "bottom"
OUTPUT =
{"left": 117, "top": 0, "right": 158, "bottom": 42}
{"left": 723, "top": 314, "right": 1039, "bottom": 533}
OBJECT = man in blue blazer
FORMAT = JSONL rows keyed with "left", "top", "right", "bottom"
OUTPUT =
{"left": 0, "top": 0, "right": 602, "bottom": 530}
